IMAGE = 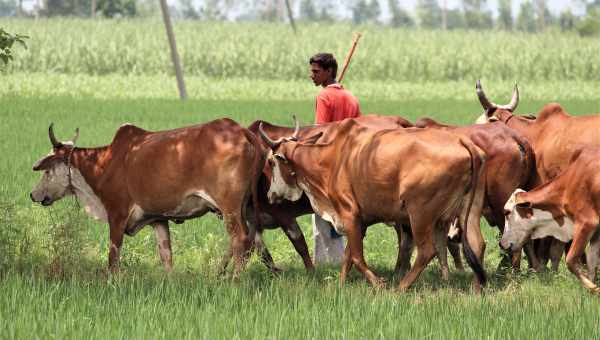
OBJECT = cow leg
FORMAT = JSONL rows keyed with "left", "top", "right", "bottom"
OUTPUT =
{"left": 586, "top": 230, "right": 600, "bottom": 283}
{"left": 223, "top": 213, "right": 252, "bottom": 278}
{"left": 217, "top": 246, "right": 233, "bottom": 277}
{"left": 108, "top": 224, "right": 125, "bottom": 272}
{"left": 523, "top": 241, "right": 541, "bottom": 271}
{"left": 398, "top": 213, "right": 436, "bottom": 291}
{"left": 394, "top": 224, "right": 414, "bottom": 278}
{"left": 152, "top": 221, "right": 173, "bottom": 272}
{"left": 549, "top": 239, "right": 565, "bottom": 272}
{"left": 282, "top": 220, "right": 314, "bottom": 272}
{"left": 343, "top": 218, "right": 383, "bottom": 288}
{"left": 254, "top": 230, "right": 282, "bottom": 274}
{"left": 339, "top": 244, "right": 352, "bottom": 285}
{"left": 565, "top": 221, "right": 600, "bottom": 293}
{"left": 535, "top": 237, "right": 552, "bottom": 270}
{"left": 434, "top": 223, "right": 450, "bottom": 281}
{"left": 448, "top": 240, "right": 464, "bottom": 272}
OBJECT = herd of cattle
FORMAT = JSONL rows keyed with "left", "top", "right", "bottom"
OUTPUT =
{"left": 29, "top": 81, "right": 600, "bottom": 294}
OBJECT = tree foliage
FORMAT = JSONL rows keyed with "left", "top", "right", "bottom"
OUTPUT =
{"left": 516, "top": 1, "right": 536, "bottom": 32}
{"left": 388, "top": 0, "right": 414, "bottom": 28}
{"left": 417, "top": 0, "right": 441, "bottom": 29}
{"left": 497, "top": 0, "right": 512, "bottom": 30}
{"left": 0, "top": 28, "right": 27, "bottom": 65}
{"left": 463, "top": 0, "right": 493, "bottom": 29}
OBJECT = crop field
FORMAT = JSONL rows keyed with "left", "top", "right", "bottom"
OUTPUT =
{"left": 2, "top": 19, "right": 600, "bottom": 339}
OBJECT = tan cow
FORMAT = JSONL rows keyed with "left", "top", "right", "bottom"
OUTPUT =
{"left": 241, "top": 114, "right": 413, "bottom": 273}
{"left": 501, "top": 147, "right": 600, "bottom": 293}
{"left": 30, "top": 120, "right": 264, "bottom": 276}
{"left": 415, "top": 117, "right": 538, "bottom": 271}
{"left": 259, "top": 117, "right": 488, "bottom": 292}
{"left": 475, "top": 80, "right": 600, "bottom": 270}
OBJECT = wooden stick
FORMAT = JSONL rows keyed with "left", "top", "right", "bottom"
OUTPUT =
{"left": 337, "top": 32, "right": 362, "bottom": 84}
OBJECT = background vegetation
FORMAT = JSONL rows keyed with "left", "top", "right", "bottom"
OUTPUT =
{"left": 3, "top": 19, "right": 600, "bottom": 82}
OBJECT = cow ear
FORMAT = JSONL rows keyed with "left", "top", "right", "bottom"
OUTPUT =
{"left": 301, "top": 132, "right": 324, "bottom": 145}
{"left": 516, "top": 201, "right": 532, "bottom": 209}
{"left": 32, "top": 155, "right": 56, "bottom": 171}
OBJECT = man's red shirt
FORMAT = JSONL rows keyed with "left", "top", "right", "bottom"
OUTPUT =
{"left": 315, "top": 84, "right": 361, "bottom": 124}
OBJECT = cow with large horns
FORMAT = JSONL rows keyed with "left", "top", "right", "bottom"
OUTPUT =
{"left": 258, "top": 116, "right": 488, "bottom": 292}
{"left": 475, "top": 80, "right": 600, "bottom": 270}
{"left": 30, "top": 120, "right": 264, "bottom": 276}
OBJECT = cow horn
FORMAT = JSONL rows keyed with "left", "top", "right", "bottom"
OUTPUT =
{"left": 71, "top": 128, "right": 80, "bottom": 145}
{"left": 48, "top": 123, "right": 60, "bottom": 147}
{"left": 258, "top": 122, "right": 283, "bottom": 149}
{"left": 291, "top": 114, "right": 300, "bottom": 139}
{"left": 502, "top": 83, "right": 519, "bottom": 112}
{"left": 476, "top": 79, "right": 497, "bottom": 111}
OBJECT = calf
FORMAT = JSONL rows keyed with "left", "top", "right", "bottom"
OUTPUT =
{"left": 501, "top": 148, "right": 600, "bottom": 293}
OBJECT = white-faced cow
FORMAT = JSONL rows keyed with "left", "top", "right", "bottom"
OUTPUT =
{"left": 30, "top": 120, "right": 264, "bottom": 276}
{"left": 475, "top": 80, "right": 600, "bottom": 270}
{"left": 239, "top": 114, "right": 414, "bottom": 274}
{"left": 259, "top": 117, "right": 488, "bottom": 292}
{"left": 501, "top": 147, "right": 600, "bottom": 293}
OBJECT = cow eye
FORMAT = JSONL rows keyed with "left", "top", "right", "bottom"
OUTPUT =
{"left": 504, "top": 209, "right": 511, "bottom": 216}
{"left": 274, "top": 154, "right": 287, "bottom": 163}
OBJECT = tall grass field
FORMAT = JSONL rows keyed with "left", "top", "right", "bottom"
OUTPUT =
{"left": 2, "top": 19, "right": 600, "bottom": 339}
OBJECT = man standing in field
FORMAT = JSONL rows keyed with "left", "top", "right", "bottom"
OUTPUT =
{"left": 309, "top": 52, "right": 362, "bottom": 265}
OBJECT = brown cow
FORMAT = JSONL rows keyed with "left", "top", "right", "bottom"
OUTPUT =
{"left": 237, "top": 114, "right": 413, "bottom": 273}
{"left": 501, "top": 147, "right": 600, "bottom": 293}
{"left": 475, "top": 80, "right": 600, "bottom": 270}
{"left": 414, "top": 117, "right": 539, "bottom": 271}
{"left": 30, "top": 120, "right": 264, "bottom": 276}
{"left": 258, "top": 117, "right": 488, "bottom": 292}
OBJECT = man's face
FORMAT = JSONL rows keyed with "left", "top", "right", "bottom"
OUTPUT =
{"left": 310, "top": 63, "right": 331, "bottom": 87}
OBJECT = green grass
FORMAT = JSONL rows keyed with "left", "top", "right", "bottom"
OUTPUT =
{"left": 2, "top": 91, "right": 600, "bottom": 339}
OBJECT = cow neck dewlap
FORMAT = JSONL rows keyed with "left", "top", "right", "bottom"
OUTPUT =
{"left": 70, "top": 167, "right": 108, "bottom": 222}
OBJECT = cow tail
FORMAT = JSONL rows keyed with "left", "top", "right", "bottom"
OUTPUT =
{"left": 242, "top": 128, "right": 265, "bottom": 230}
{"left": 459, "top": 138, "right": 487, "bottom": 287}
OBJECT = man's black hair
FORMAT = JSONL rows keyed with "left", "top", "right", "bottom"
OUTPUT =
{"left": 309, "top": 53, "right": 338, "bottom": 79}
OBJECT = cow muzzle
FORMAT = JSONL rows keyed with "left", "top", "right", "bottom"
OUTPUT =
{"left": 499, "top": 239, "right": 514, "bottom": 253}
{"left": 30, "top": 192, "right": 54, "bottom": 206}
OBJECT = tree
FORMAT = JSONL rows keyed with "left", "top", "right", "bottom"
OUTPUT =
{"left": 516, "top": 1, "right": 537, "bottom": 32}
{"left": 96, "top": 0, "right": 135, "bottom": 17}
{"left": 0, "top": 28, "right": 28, "bottom": 66}
{"left": 559, "top": 8, "right": 576, "bottom": 31}
{"left": 446, "top": 8, "right": 466, "bottom": 29}
{"left": 44, "top": 0, "right": 92, "bottom": 16}
{"left": 498, "top": 0, "right": 513, "bottom": 31}
{"left": 180, "top": 0, "right": 200, "bottom": 19}
{"left": 299, "top": 0, "right": 316, "bottom": 21}
{"left": 0, "top": 0, "right": 16, "bottom": 17}
{"left": 366, "top": 0, "right": 380, "bottom": 24}
{"left": 463, "top": 0, "right": 493, "bottom": 30}
{"left": 416, "top": 0, "right": 442, "bottom": 29}
{"left": 388, "top": 0, "right": 414, "bottom": 28}
{"left": 351, "top": 0, "right": 368, "bottom": 24}
{"left": 576, "top": 7, "right": 600, "bottom": 37}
